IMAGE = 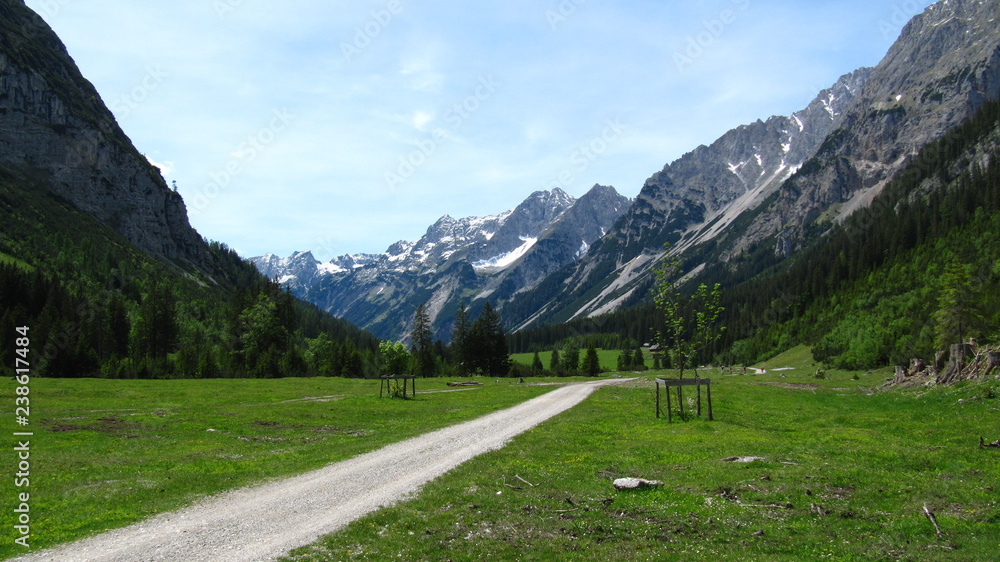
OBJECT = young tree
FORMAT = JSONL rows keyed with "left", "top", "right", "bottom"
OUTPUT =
{"left": 379, "top": 341, "right": 410, "bottom": 376}
{"left": 691, "top": 282, "right": 725, "bottom": 377}
{"left": 550, "top": 347, "right": 561, "bottom": 373}
{"left": 654, "top": 249, "right": 690, "bottom": 378}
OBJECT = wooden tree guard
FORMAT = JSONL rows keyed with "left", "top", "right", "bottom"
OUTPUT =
{"left": 655, "top": 378, "right": 713, "bottom": 422}
{"left": 379, "top": 375, "right": 416, "bottom": 398}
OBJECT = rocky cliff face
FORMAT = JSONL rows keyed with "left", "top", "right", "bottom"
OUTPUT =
{"left": 746, "top": 0, "right": 1000, "bottom": 257}
{"left": 507, "top": 0, "right": 1000, "bottom": 331}
{"left": 254, "top": 186, "right": 629, "bottom": 341}
{"left": 0, "top": 0, "right": 210, "bottom": 269}
{"left": 504, "top": 69, "right": 871, "bottom": 329}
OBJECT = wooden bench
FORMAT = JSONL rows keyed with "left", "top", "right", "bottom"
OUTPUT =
{"left": 655, "top": 378, "right": 713, "bottom": 422}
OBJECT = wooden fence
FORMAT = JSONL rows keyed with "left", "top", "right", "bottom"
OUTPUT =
{"left": 655, "top": 378, "right": 713, "bottom": 422}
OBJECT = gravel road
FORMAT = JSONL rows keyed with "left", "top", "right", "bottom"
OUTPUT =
{"left": 16, "top": 379, "right": 630, "bottom": 562}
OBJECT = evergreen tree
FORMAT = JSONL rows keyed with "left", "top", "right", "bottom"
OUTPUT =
{"left": 616, "top": 349, "right": 630, "bottom": 372}
{"left": 411, "top": 304, "right": 435, "bottom": 377}
{"left": 934, "top": 258, "right": 978, "bottom": 349}
{"left": 451, "top": 303, "right": 471, "bottom": 376}
{"left": 550, "top": 347, "right": 561, "bottom": 373}
{"left": 132, "top": 280, "right": 179, "bottom": 361}
{"left": 583, "top": 345, "right": 601, "bottom": 376}
{"left": 531, "top": 351, "right": 544, "bottom": 372}
{"left": 633, "top": 345, "right": 646, "bottom": 370}
{"left": 467, "top": 302, "right": 511, "bottom": 377}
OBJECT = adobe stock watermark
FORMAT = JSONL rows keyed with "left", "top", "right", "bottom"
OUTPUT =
{"left": 673, "top": 0, "right": 751, "bottom": 73}
{"left": 188, "top": 108, "right": 295, "bottom": 214}
{"left": 341, "top": 0, "right": 406, "bottom": 63}
{"left": 110, "top": 65, "right": 169, "bottom": 121}
{"left": 384, "top": 75, "right": 499, "bottom": 191}
{"left": 543, "top": 118, "right": 626, "bottom": 190}
{"left": 878, "top": 0, "right": 925, "bottom": 42}
{"left": 546, "top": 0, "right": 592, "bottom": 30}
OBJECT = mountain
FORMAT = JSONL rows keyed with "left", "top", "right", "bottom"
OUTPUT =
{"left": 0, "top": 0, "right": 378, "bottom": 380}
{"left": 253, "top": 185, "right": 630, "bottom": 341}
{"left": 0, "top": 0, "right": 211, "bottom": 271}
{"left": 506, "top": 0, "right": 1000, "bottom": 332}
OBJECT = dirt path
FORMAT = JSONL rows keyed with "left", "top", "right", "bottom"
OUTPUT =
{"left": 16, "top": 379, "right": 631, "bottom": 562}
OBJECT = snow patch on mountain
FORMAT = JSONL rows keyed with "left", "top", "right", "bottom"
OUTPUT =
{"left": 473, "top": 236, "right": 538, "bottom": 271}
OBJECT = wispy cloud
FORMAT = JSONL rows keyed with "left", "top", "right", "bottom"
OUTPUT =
{"left": 24, "top": 0, "right": 937, "bottom": 260}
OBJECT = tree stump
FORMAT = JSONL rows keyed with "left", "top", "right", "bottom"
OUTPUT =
{"left": 935, "top": 349, "right": 949, "bottom": 371}
{"left": 893, "top": 365, "right": 908, "bottom": 385}
{"left": 983, "top": 351, "right": 1000, "bottom": 379}
{"left": 937, "top": 344, "right": 969, "bottom": 385}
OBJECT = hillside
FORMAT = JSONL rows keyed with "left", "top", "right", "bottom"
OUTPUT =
{"left": 505, "top": 0, "right": 1000, "bottom": 333}
{"left": 511, "top": 98, "right": 1000, "bottom": 372}
{"left": 0, "top": 0, "right": 378, "bottom": 379}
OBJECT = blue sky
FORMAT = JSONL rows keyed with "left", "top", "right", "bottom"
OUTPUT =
{"left": 25, "top": 0, "right": 936, "bottom": 260}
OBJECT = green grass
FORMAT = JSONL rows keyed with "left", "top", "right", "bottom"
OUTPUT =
{"left": 0, "top": 376, "right": 560, "bottom": 559}
{"left": 512, "top": 348, "right": 651, "bottom": 371}
{"left": 0, "top": 252, "right": 33, "bottom": 271}
{"left": 282, "top": 365, "right": 1000, "bottom": 561}
{"left": 7, "top": 366, "right": 1000, "bottom": 560}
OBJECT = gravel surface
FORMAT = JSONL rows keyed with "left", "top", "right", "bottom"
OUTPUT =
{"left": 16, "top": 379, "right": 630, "bottom": 562}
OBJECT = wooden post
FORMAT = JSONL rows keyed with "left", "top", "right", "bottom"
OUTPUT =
{"left": 666, "top": 382, "right": 672, "bottom": 423}
{"left": 655, "top": 380, "right": 660, "bottom": 418}
{"left": 707, "top": 381, "right": 713, "bottom": 421}
{"left": 677, "top": 385, "right": 684, "bottom": 418}
{"left": 696, "top": 378, "right": 702, "bottom": 417}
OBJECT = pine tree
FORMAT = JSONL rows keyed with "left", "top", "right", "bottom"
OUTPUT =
{"left": 451, "top": 303, "right": 471, "bottom": 376}
{"left": 583, "top": 345, "right": 601, "bottom": 376}
{"left": 531, "top": 351, "right": 544, "bottom": 372}
{"left": 550, "top": 347, "right": 561, "bottom": 373}
{"left": 411, "top": 304, "right": 436, "bottom": 377}
{"left": 468, "top": 302, "right": 511, "bottom": 377}
{"left": 132, "top": 280, "right": 179, "bottom": 361}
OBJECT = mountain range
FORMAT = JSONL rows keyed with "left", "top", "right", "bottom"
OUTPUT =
{"left": 258, "top": 0, "right": 1000, "bottom": 343}
{"left": 253, "top": 185, "right": 629, "bottom": 341}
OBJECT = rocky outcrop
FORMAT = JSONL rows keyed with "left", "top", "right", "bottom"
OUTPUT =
{"left": 0, "top": 1, "right": 210, "bottom": 269}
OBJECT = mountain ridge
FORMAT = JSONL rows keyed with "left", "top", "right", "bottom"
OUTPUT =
{"left": 504, "top": 0, "right": 1000, "bottom": 332}
{"left": 253, "top": 185, "right": 629, "bottom": 342}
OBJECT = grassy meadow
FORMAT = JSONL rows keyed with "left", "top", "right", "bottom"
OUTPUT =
{"left": 0, "top": 376, "right": 561, "bottom": 558}
{"left": 511, "top": 348, "right": 652, "bottom": 372}
{"left": 3, "top": 346, "right": 999, "bottom": 560}
{"left": 285, "top": 347, "right": 1000, "bottom": 561}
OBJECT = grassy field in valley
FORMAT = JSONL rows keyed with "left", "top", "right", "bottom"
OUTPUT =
{"left": 511, "top": 348, "right": 652, "bottom": 372}
{"left": 283, "top": 347, "right": 1000, "bottom": 561}
{"left": 0, "top": 376, "right": 562, "bottom": 558}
